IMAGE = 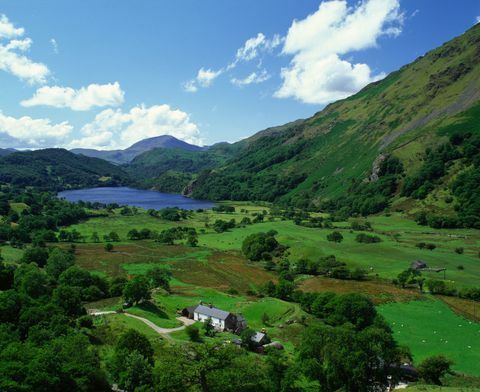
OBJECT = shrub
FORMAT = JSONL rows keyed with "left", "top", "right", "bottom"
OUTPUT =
{"left": 355, "top": 233, "right": 382, "bottom": 243}
{"left": 454, "top": 247, "right": 464, "bottom": 254}
{"left": 418, "top": 355, "right": 454, "bottom": 385}
{"left": 326, "top": 231, "right": 344, "bottom": 243}
{"left": 185, "top": 324, "right": 201, "bottom": 342}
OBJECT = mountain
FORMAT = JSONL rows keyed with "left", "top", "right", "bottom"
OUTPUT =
{"left": 0, "top": 148, "right": 17, "bottom": 157}
{"left": 71, "top": 135, "right": 204, "bottom": 164}
{"left": 0, "top": 148, "right": 131, "bottom": 191}
{"left": 125, "top": 142, "right": 239, "bottom": 193}
{"left": 190, "top": 24, "right": 480, "bottom": 225}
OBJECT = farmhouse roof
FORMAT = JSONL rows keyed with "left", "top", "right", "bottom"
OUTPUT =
{"left": 411, "top": 260, "right": 428, "bottom": 269}
{"left": 194, "top": 305, "right": 231, "bottom": 320}
{"left": 251, "top": 332, "right": 266, "bottom": 343}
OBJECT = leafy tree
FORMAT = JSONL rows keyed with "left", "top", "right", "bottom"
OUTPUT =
{"left": 242, "top": 231, "right": 282, "bottom": 261}
{"left": 326, "top": 231, "right": 344, "bottom": 243}
{"left": 186, "top": 232, "right": 198, "bottom": 247}
{"left": 91, "top": 231, "right": 100, "bottom": 243}
{"left": 146, "top": 267, "right": 171, "bottom": 291}
{"left": 45, "top": 248, "right": 75, "bottom": 280}
{"left": 123, "top": 276, "right": 151, "bottom": 305}
{"left": 240, "top": 328, "right": 257, "bottom": 351}
{"left": 52, "top": 285, "right": 84, "bottom": 317}
{"left": 203, "top": 317, "right": 216, "bottom": 337}
{"left": 104, "top": 243, "right": 114, "bottom": 252}
{"left": 418, "top": 355, "right": 454, "bottom": 385}
{"left": 298, "top": 323, "right": 399, "bottom": 392}
{"left": 186, "top": 324, "right": 202, "bottom": 342}
{"left": 117, "top": 351, "right": 153, "bottom": 392}
{"left": 21, "top": 246, "right": 49, "bottom": 268}
{"left": 116, "top": 329, "right": 154, "bottom": 364}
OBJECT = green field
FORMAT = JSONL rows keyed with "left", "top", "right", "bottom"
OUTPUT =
{"left": 379, "top": 299, "right": 480, "bottom": 376}
{"left": 68, "top": 208, "right": 480, "bottom": 288}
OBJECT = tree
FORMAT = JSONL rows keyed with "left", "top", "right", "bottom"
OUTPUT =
{"left": 109, "top": 330, "right": 154, "bottom": 391}
{"left": 52, "top": 285, "right": 84, "bottom": 317}
{"left": 327, "top": 231, "right": 344, "bottom": 243}
{"left": 146, "top": 267, "right": 171, "bottom": 291}
{"left": 325, "top": 293, "right": 377, "bottom": 330}
{"left": 298, "top": 324, "right": 400, "bottom": 392}
{"left": 203, "top": 317, "right": 216, "bottom": 337}
{"left": 21, "top": 246, "right": 49, "bottom": 268}
{"left": 116, "top": 329, "right": 154, "bottom": 364}
{"left": 104, "top": 243, "right": 114, "bottom": 252}
{"left": 186, "top": 232, "right": 198, "bottom": 247}
{"left": 117, "top": 351, "right": 153, "bottom": 392}
{"left": 109, "top": 231, "right": 120, "bottom": 242}
{"left": 123, "top": 276, "right": 150, "bottom": 305}
{"left": 45, "top": 248, "right": 75, "bottom": 280}
{"left": 242, "top": 232, "right": 281, "bottom": 261}
{"left": 91, "top": 232, "right": 100, "bottom": 243}
{"left": 418, "top": 355, "right": 454, "bottom": 385}
{"left": 240, "top": 328, "right": 257, "bottom": 351}
{"left": 186, "top": 324, "right": 202, "bottom": 342}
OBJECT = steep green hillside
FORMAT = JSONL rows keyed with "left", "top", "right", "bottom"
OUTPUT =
{"left": 191, "top": 24, "right": 480, "bottom": 221}
{"left": 0, "top": 149, "right": 131, "bottom": 190}
{"left": 126, "top": 143, "right": 239, "bottom": 193}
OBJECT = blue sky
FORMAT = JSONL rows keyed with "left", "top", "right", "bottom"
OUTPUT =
{"left": 0, "top": 0, "right": 478, "bottom": 149}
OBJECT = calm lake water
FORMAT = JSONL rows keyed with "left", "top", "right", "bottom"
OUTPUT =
{"left": 58, "top": 187, "right": 215, "bottom": 210}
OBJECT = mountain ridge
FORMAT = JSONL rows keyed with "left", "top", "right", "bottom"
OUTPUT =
{"left": 71, "top": 135, "right": 206, "bottom": 164}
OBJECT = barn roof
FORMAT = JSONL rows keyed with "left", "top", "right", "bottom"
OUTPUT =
{"left": 251, "top": 332, "right": 266, "bottom": 343}
{"left": 194, "top": 305, "right": 231, "bottom": 320}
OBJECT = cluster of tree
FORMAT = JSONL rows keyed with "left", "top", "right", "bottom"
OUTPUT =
{"left": 120, "top": 206, "right": 139, "bottom": 216}
{"left": 0, "top": 246, "right": 120, "bottom": 390}
{"left": 356, "top": 233, "right": 382, "bottom": 243}
{"left": 242, "top": 230, "right": 287, "bottom": 261}
{"left": 411, "top": 131, "right": 480, "bottom": 228}
{"left": 212, "top": 205, "right": 235, "bottom": 213}
{"left": 156, "top": 227, "right": 198, "bottom": 246}
{"left": 127, "top": 228, "right": 155, "bottom": 240}
{"left": 0, "top": 190, "right": 88, "bottom": 247}
{"left": 394, "top": 269, "right": 480, "bottom": 302}
{"left": 211, "top": 219, "right": 236, "bottom": 233}
{"left": 122, "top": 268, "right": 173, "bottom": 305}
{"left": 148, "top": 207, "right": 189, "bottom": 221}
{"left": 0, "top": 148, "right": 130, "bottom": 191}
{"left": 416, "top": 242, "right": 437, "bottom": 250}
{"left": 320, "top": 155, "right": 404, "bottom": 218}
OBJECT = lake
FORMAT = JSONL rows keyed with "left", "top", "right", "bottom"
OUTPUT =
{"left": 58, "top": 187, "right": 215, "bottom": 210}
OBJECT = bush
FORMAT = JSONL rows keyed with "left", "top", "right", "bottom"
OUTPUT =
{"left": 454, "top": 247, "right": 464, "bottom": 254}
{"left": 326, "top": 231, "right": 343, "bottom": 243}
{"left": 185, "top": 325, "right": 201, "bottom": 342}
{"left": 355, "top": 233, "right": 382, "bottom": 243}
{"left": 418, "top": 355, "right": 454, "bottom": 385}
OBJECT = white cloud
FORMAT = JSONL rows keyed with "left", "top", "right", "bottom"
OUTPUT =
{"left": 183, "top": 80, "right": 198, "bottom": 93}
{"left": 21, "top": 82, "right": 125, "bottom": 111}
{"left": 50, "top": 38, "right": 58, "bottom": 53}
{"left": 0, "top": 14, "right": 49, "bottom": 84}
{"left": 196, "top": 68, "right": 222, "bottom": 87}
{"left": 0, "top": 112, "right": 72, "bottom": 147}
{"left": 69, "top": 104, "right": 202, "bottom": 149}
{"left": 476, "top": 16, "right": 480, "bottom": 24}
{"left": 275, "top": 0, "right": 403, "bottom": 104}
{"left": 231, "top": 69, "right": 271, "bottom": 87}
{"left": 232, "top": 33, "right": 282, "bottom": 64}
{"left": 184, "top": 32, "right": 281, "bottom": 92}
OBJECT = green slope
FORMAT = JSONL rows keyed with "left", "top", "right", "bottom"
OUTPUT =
{"left": 0, "top": 148, "right": 131, "bottom": 191}
{"left": 125, "top": 143, "right": 238, "bottom": 193}
{"left": 190, "top": 24, "right": 480, "bottom": 215}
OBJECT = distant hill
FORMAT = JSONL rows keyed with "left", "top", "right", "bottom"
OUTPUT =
{"left": 71, "top": 135, "right": 204, "bottom": 164}
{"left": 125, "top": 142, "right": 239, "bottom": 193}
{"left": 0, "top": 148, "right": 131, "bottom": 191}
{"left": 0, "top": 148, "right": 17, "bottom": 157}
{"left": 190, "top": 24, "right": 480, "bottom": 226}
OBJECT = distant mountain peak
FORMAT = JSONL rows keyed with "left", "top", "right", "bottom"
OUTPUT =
{"left": 71, "top": 134, "right": 204, "bottom": 164}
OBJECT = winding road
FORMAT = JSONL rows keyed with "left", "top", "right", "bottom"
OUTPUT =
{"left": 88, "top": 310, "right": 195, "bottom": 338}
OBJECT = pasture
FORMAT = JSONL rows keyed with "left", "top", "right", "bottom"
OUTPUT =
{"left": 378, "top": 299, "right": 480, "bottom": 376}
